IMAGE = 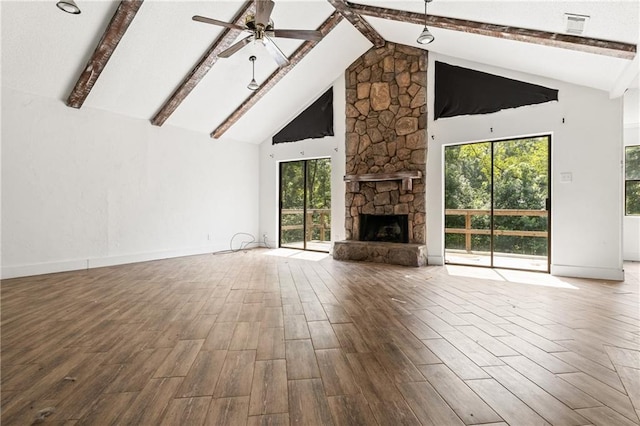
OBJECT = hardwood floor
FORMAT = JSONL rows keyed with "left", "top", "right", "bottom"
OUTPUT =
{"left": 1, "top": 250, "right": 639, "bottom": 425}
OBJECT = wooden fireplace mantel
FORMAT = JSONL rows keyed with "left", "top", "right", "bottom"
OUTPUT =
{"left": 344, "top": 170, "right": 422, "bottom": 191}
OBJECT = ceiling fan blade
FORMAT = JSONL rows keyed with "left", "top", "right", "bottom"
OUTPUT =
{"left": 272, "top": 29, "right": 323, "bottom": 41}
{"left": 218, "top": 36, "right": 253, "bottom": 58}
{"left": 192, "top": 15, "right": 245, "bottom": 31}
{"left": 263, "top": 36, "right": 290, "bottom": 68}
{"left": 255, "top": 0, "right": 275, "bottom": 27}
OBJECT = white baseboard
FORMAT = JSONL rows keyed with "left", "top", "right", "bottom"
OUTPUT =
{"left": 87, "top": 245, "right": 229, "bottom": 269}
{"left": 427, "top": 255, "right": 444, "bottom": 265}
{"left": 1, "top": 244, "right": 233, "bottom": 280}
{"left": 623, "top": 252, "right": 640, "bottom": 262}
{"left": 2, "top": 259, "right": 88, "bottom": 280}
{"left": 551, "top": 264, "right": 625, "bottom": 281}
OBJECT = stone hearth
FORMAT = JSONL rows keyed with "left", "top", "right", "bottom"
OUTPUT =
{"left": 333, "top": 241, "right": 427, "bottom": 267}
{"left": 335, "top": 42, "right": 428, "bottom": 267}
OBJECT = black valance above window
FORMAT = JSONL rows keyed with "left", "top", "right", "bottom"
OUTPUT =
{"left": 435, "top": 62, "right": 558, "bottom": 120}
{"left": 273, "top": 88, "right": 334, "bottom": 144}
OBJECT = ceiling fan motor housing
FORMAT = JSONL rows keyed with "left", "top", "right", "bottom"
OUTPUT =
{"left": 245, "top": 14, "right": 274, "bottom": 32}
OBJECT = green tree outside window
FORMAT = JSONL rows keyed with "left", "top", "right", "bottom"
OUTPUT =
{"left": 626, "top": 145, "right": 640, "bottom": 215}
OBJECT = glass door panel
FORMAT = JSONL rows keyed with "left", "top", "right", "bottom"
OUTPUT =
{"left": 444, "top": 143, "right": 492, "bottom": 267}
{"left": 280, "top": 161, "right": 305, "bottom": 249}
{"left": 305, "top": 158, "right": 331, "bottom": 252}
{"left": 492, "top": 137, "right": 549, "bottom": 271}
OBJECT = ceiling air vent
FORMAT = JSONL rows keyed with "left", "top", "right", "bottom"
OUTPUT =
{"left": 564, "top": 13, "right": 589, "bottom": 35}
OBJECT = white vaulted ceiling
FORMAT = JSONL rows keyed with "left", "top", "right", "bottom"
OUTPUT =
{"left": 2, "top": 0, "right": 638, "bottom": 144}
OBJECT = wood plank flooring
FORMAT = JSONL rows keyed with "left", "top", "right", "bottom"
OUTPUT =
{"left": 1, "top": 250, "right": 639, "bottom": 425}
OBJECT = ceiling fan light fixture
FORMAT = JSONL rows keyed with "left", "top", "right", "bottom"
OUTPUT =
{"left": 247, "top": 55, "right": 259, "bottom": 91}
{"left": 56, "top": 0, "right": 81, "bottom": 14}
{"left": 417, "top": 0, "right": 434, "bottom": 45}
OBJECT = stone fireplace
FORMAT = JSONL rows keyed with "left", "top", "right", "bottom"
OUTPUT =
{"left": 333, "top": 42, "right": 428, "bottom": 267}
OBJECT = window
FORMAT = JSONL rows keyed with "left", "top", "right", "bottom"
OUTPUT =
{"left": 626, "top": 145, "right": 640, "bottom": 215}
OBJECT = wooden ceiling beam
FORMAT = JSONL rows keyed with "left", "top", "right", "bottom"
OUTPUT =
{"left": 211, "top": 11, "right": 344, "bottom": 139}
{"left": 346, "top": 1, "right": 637, "bottom": 60}
{"left": 151, "top": 1, "right": 255, "bottom": 127}
{"left": 327, "top": 0, "right": 384, "bottom": 48}
{"left": 66, "top": 0, "right": 144, "bottom": 108}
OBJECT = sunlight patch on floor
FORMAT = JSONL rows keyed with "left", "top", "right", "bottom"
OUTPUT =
{"left": 445, "top": 251, "right": 548, "bottom": 272}
{"left": 263, "top": 248, "right": 330, "bottom": 261}
{"left": 445, "top": 264, "right": 579, "bottom": 289}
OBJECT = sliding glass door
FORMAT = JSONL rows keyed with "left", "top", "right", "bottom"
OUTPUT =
{"left": 444, "top": 136, "right": 550, "bottom": 272}
{"left": 279, "top": 158, "right": 331, "bottom": 252}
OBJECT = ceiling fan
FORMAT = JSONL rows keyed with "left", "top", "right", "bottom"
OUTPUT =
{"left": 193, "top": 0, "right": 323, "bottom": 68}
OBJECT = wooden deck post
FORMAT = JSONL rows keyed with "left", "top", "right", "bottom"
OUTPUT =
{"left": 465, "top": 211, "right": 472, "bottom": 252}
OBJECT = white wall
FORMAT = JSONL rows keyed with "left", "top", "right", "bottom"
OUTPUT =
{"left": 623, "top": 89, "right": 640, "bottom": 261}
{"left": 1, "top": 88, "right": 260, "bottom": 279}
{"left": 259, "top": 76, "right": 346, "bottom": 250}
{"left": 426, "top": 54, "right": 625, "bottom": 280}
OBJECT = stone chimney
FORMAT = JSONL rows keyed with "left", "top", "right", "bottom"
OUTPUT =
{"left": 344, "top": 42, "right": 428, "bottom": 245}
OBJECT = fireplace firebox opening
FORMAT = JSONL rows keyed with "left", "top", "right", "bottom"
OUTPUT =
{"left": 359, "top": 214, "right": 409, "bottom": 243}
